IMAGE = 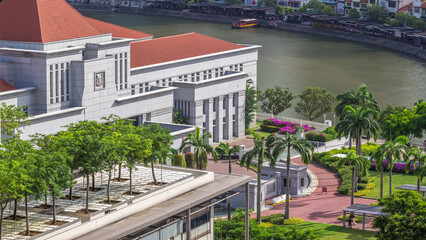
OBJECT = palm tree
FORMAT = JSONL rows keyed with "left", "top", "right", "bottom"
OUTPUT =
{"left": 180, "top": 127, "right": 217, "bottom": 170}
{"left": 381, "top": 136, "right": 409, "bottom": 195}
{"left": 240, "top": 131, "right": 276, "bottom": 223}
{"left": 405, "top": 147, "right": 425, "bottom": 193}
{"left": 216, "top": 142, "right": 240, "bottom": 220}
{"left": 266, "top": 129, "right": 313, "bottom": 219}
{"left": 244, "top": 79, "right": 258, "bottom": 133}
{"left": 371, "top": 145, "right": 386, "bottom": 199}
{"left": 335, "top": 84, "right": 380, "bottom": 149}
{"left": 335, "top": 105, "right": 379, "bottom": 191}
{"left": 337, "top": 151, "right": 370, "bottom": 205}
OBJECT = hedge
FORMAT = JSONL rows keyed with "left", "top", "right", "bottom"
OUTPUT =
{"left": 185, "top": 152, "right": 195, "bottom": 169}
{"left": 260, "top": 124, "right": 281, "bottom": 133}
{"left": 305, "top": 127, "right": 337, "bottom": 142}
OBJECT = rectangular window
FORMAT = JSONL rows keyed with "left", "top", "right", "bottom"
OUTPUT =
{"left": 156, "top": 80, "right": 160, "bottom": 86}
{"left": 239, "top": 64, "right": 243, "bottom": 71}
{"left": 233, "top": 93, "right": 238, "bottom": 107}
{"left": 346, "top": 2, "right": 351, "bottom": 6}
{"left": 283, "top": 178, "right": 287, "bottom": 187}
{"left": 191, "top": 73, "right": 195, "bottom": 82}
{"left": 162, "top": 79, "right": 166, "bottom": 86}
{"left": 168, "top": 78, "right": 172, "bottom": 86}
{"left": 233, "top": 114, "right": 236, "bottom": 121}
{"left": 208, "top": 70, "right": 212, "bottom": 79}
{"left": 131, "top": 85, "right": 136, "bottom": 95}
{"left": 369, "top": 0, "right": 375, "bottom": 4}
{"left": 414, "top": 7, "right": 420, "bottom": 13}
{"left": 213, "top": 119, "right": 216, "bottom": 126}
{"left": 179, "top": 76, "right": 183, "bottom": 81}
{"left": 301, "top": 178, "right": 305, "bottom": 187}
{"left": 66, "top": 63, "right": 70, "bottom": 101}
{"left": 139, "top": 84, "right": 143, "bottom": 93}
{"left": 196, "top": 72, "right": 200, "bottom": 82}
{"left": 220, "top": 68, "right": 224, "bottom": 76}
{"left": 215, "top": 68, "right": 219, "bottom": 78}
{"left": 203, "top": 71, "right": 207, "bottom": 80}
{"left": 223, "top": 95, "right": 227, "bottom": 109}
{"left": 55, "top": 66, "right": 59, "bottom": 103}
{"left": 124, "top": 58, "right": 128, "bottom": 89}
{"left": 388, "top": 1, "right": 396, "bottom": 7}
{"left": 145, "top": 83, "right": 149, "bottom": 92}
{"left": 353, "top": 2, "right": 359, "bottom": 7}
{"left": 50, "top": 70, "right": 54, "bottom": 104}
{"left": 213, "top": 97, "right": 218, "bottom": 112}
{"left": 229, "top": 65, "right": 233, "bottom": 71}
{"left": 61, "top": 69, "right": 65, "bottom": 101}
{"left": 203, "top": 100, "right": 208, "bottom": 114}
{"left": 223, "top": 117, "right": 226, "bottom": 123}
{"left": 361, "top": 3, "right": 367, "bottom": 8}
{"left": 184, "top": 75, "right": 188, "bottom": 82}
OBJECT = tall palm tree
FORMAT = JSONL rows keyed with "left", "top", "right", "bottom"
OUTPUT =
{"left": 335, "top": 84, "right": 380, "bottom": 149}
{"left": 240, "top": 131, "right": 276, "bottom": 223}
{"left": 381, "top": 136, "right": 409, "bottom": 195}
{"left": 244, "top": 79, "right": 258, "bottom": 133}
{"left": 335, "top": 105, "right": 379, "bottom": 191}
{"left": 216, "top": 142, "right": 240, "bottom": 220}
{"left": 266, "top": 129, "right": 313, "bottom": 219}
{"left": 337, "top": 151, "right": 370, "bottom": 205}
{"left": 405, "top": 147, "right": 425, "bottom": 193}
{"left": 371, "top": 145, "right": 386, "bottom": 199}
{"left": 180, "top": 127, "right": 217, "bottom": 170}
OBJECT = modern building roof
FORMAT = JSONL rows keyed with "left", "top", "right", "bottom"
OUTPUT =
{"left": 0, "top": 78, "right": 17, "bottom": 92}
{"left": 343, "top": 204, "right": 385, "bottom": 216}
{"left": 84, "top": 17, "right": 153, "bottom": 40}
{"left": 0, "top": 0, "right": 103, "bottom": 43}
{"left": 396, "top": 184, "right": 426, "bottom": 193}
{"left": 130, "top": 33, "right": 245, "bottom": 68}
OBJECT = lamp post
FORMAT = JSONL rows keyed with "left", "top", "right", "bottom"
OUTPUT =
{"left": 323, "top": 114, "right": 326, "bottom": 125}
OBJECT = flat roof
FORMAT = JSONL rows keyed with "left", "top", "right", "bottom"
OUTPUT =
{"left": 396, "top": 184, "right": 426, "bottom": 193}
{"left": 76, "top": 172, "right": 251, "bottom": 240}
{"left": 343, "top": 204, "right": 385, "bottom": 216}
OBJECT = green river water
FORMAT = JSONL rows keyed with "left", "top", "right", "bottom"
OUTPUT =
{"left": 84, "top": 12, "right": 425, "bottom": 121}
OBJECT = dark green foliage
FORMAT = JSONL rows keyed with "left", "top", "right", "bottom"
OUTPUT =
{"left": 258, "top": 86, "right": 295, "bottom": 117}
{"left": 245, "top": 80, "right": 258, "bottom": 133}
{"left": 295, "top": 87, "right": 335, "bottom": 121}
{"left": 357, "top": 183, "right": 367, "bottom": 190}
{"left": 173, "top": 154, "right": 184, "bottom": 167}
{"left": 348, "top": 8, "right": 361, "bottom": 19}
{"left": 260, "top": 124, "right": 281, "bottom": 133}
{"left": 172, "top": 109, "right": 189, "bottom": 124}
{"left": 185, "top": 152, "right": 195, "bottom": 168}
{"left": 261, "top": 213, "right": 285, "bottom": 225}
{"left": 366, "top": 5, "right": 388, "bottom": 23}
{"left": 373, "top": 191, "right": 426, "bottom": 240}
{"left": 297, "top": 0, "right": 335, "bottom": 15}
{"left": 214, "top": 217, "right": 318, "bottom": 240}
{"left": 305, "top": 127, "right": 337, "bottom": 142}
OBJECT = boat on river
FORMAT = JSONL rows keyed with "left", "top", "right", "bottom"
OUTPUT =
{"left": 232, "top": 18, "right": 259, "bottom": 29}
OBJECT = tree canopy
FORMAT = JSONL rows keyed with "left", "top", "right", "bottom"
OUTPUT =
{"left": 366, "top": 5, "right": 388, "bottom": 24}
{"left": 259, "top": 86, "right": 295, "bottom": 117}
{"left": 295, "top": 87, "right": 335, "bottom": 121}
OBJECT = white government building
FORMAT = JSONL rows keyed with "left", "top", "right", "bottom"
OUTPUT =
{"left": 0, "top": 0, "right": 260, "bottom": 142}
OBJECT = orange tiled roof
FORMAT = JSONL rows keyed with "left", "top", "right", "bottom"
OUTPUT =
{"left": 398, "top": 2, "right": 413, "bottom": 12}
{"left": 0, "top": 78, "right": 17, "bottom": 93}
{"left": 130, "top": 33, "right": 244, "bottom": 68}
{"left": 360, "top": 0, "right": 368, "bottom": 3}
{"left": 0, "top": 0, "right": 103, "bottom": 43}
{"left": 84, "top": 17, "right": 153, "bottom": 39}
{"left": 421, "top": 2, "right": 426, "bottom": 8}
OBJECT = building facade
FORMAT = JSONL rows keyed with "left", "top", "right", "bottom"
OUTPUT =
{"left": 0, "top": 0, "right": 260, "bottom": 143}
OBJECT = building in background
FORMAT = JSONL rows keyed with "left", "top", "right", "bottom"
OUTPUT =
{"left": 0, "top": 0, "right": 260, "bottom": 143}
{"left": 398, "top": 0, "right": 424, "bottom": 18}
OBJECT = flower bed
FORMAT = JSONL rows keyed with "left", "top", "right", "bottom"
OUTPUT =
{"left": 370, "top": 160, "right": 417, "bottom": 174}
{"left": 261, "top": 118, "right": 314, "bottom": 134}
{"left": 305, "top": 127, "right": 337, "bottom": 142}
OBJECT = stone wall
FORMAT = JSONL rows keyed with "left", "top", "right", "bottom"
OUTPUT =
{"left": 74, "top": 5, "right": 426, "bottom": 61}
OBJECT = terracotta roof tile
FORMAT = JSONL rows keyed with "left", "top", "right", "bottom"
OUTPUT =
{"left": 0, "top": 0, "right": 103, "bottom": 43}
{"left": 398, "top": 3, "right": 413, "bottom": 12}
{"left": 84, "top": 17, "right": 153, "bottom": 39}
{"left": 421, "top": 2, "right": 426, "bottom": 8}
{"left": 130, "top": 33, "right": 244, "bottom": 68}
{"left": 0, "top": 78, "right": 17, "bottom": 93}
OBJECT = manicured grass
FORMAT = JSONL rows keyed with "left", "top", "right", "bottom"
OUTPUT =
{"left": 365, "top": 170, "right": 425, "bottom": 199}
{"left": 297, "top": 221, "right": 376, "bottom": 240}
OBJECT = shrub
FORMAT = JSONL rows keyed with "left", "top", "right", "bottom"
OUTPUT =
{"left": 366, "top": 182, "right": 376, "bottom": 190}
{"left": 185, "top": 152, "right": 195, "bottom": 168}
{"left": 354, "top": 189, "right": 371, "bottom": 196}
{"left": 262, "top": 213, "right": 285, "bottom": 225}
{"left": 260, "top": 222, "right": 274, "bottom": 228}
{"left": 361, "top": 142, "right": 380, "bottom": 156}
{"left": 338, "top": 184, "right": 351, "bottom": 195}
{"left": 173, "top": 154, "right": 183, "bottom": 167}
{"left": 337, "top": 215, "right": 363, "bottom": 222}
{"left": 260, "top": 124, "right": 281, "bottom": 133}
{"left": 284, "top": 217, "right": 304, "bottom": 225}
{"left": 360, "top": 177, "right": 369, "bottom": 184}
{"left": 357, "top": 183, "right": 367, "bottom": 190}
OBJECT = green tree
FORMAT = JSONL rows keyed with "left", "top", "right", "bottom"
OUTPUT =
{"left": 245, "top": 80, "right": 258, "bottom": 133}
{"left": 123, "top": 126, "right": 152, "bottom": 195}
{"left": 337, "top": 151, "right": 370, "bottom": 205}
{"left": 275, "top": 5, "right": 284, "bottom": 15}
{"left": 266, "top": 129, "right": 313, "bottom": 219}
{"left": 61, "top": 120, "right": 105, "bottom": 214}
{"left": 284, "top": 6, "right": 295, "bottom": 15}
{"left": 259, "top": 86, "right": 295, "bottom": 117}
{"left": 348, "top": 8, "right": 361, "bottom": 19}
{"left": 258, "top": 0, "right": 276, "bottom": 7}
{"left": 335, "top": 84, "right": 380, "bottom": 149}
{"left": 381, "top": 136, "right": 409, "bottom": 195}
{"left": 0, "top": 102, "right": 29, "bottom": 136}
{"left": 406, "top": 147, "right": 425, "bottom": 193}
{"left": 143, "top": 123, "right": 174, "bottom": 185}
{"left": 172, "top": 109, "right": 189, "bottom": 124}
{"left": 224, "top": 0, "right": 242, "bottom": 4}
{"left": 32, "top": 134, "right": 74, "bottom": 225}
{"left": 180, "top": 127, "right": 217, "bottom": 170}
{"left": 297, "top": 0, "right": 331, "bottom": 15}
{"left": 371, "top": 144, "right": 387, "bottom": 198}
{"left": 185, "top": 152, "right": 195, "bottom": 168}
{"left": 216, "top": 142, "right": 240, "bottom": 220}
{"left": 366, "top": 5, "right": 388, "bottom": 23}
{"left": 373, "top": 191, "right": 426, "bottom": 240}
{"left": 380, "top": 101, "right": 425, "bottom": 141}
{"left": 295, "top": 87, "right": 335, "bottom": 121}
{"left": 240, "top": 131, "right": 276, "bottom": 223}
{"left": 101, "top": 115, "right": 133, "bottom": 203}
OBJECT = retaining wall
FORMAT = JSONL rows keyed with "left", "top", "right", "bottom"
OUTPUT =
{"left": 74, "top": 5, "right": 426, "bottom": 61}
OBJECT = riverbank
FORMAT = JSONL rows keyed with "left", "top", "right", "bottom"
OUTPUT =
{"left": 75, "top": 4, "right": 426, "bottom": 61}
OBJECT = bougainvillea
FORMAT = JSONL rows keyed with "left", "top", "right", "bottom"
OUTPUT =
{"left": 371, "top": 160, "right": 417, "bottom": 174}
{"left": 264, "top": 118, "right": 313, "bottom": 134}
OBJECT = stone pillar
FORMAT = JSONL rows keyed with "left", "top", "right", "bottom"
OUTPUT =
{"left": 217, "top": 96, "right": 224, "bottom": 142}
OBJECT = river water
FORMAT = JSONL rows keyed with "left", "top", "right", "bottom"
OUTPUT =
{"left": 84, "top": 12, "right": 425, "bottom": 121}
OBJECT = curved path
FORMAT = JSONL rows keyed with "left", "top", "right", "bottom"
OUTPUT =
{"left": 206, "top": 137, "right": 377, "bottom": 226}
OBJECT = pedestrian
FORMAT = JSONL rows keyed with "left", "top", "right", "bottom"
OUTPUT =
{"left": 348, "top": 212, "right": 355, "bottom": 229}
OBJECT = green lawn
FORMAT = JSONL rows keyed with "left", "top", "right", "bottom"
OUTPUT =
{"left": 297, "top": 221, "right": 376, "bottom": 240}
{"left": 365, "top": 170, "right": 425, "bottom": 199}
